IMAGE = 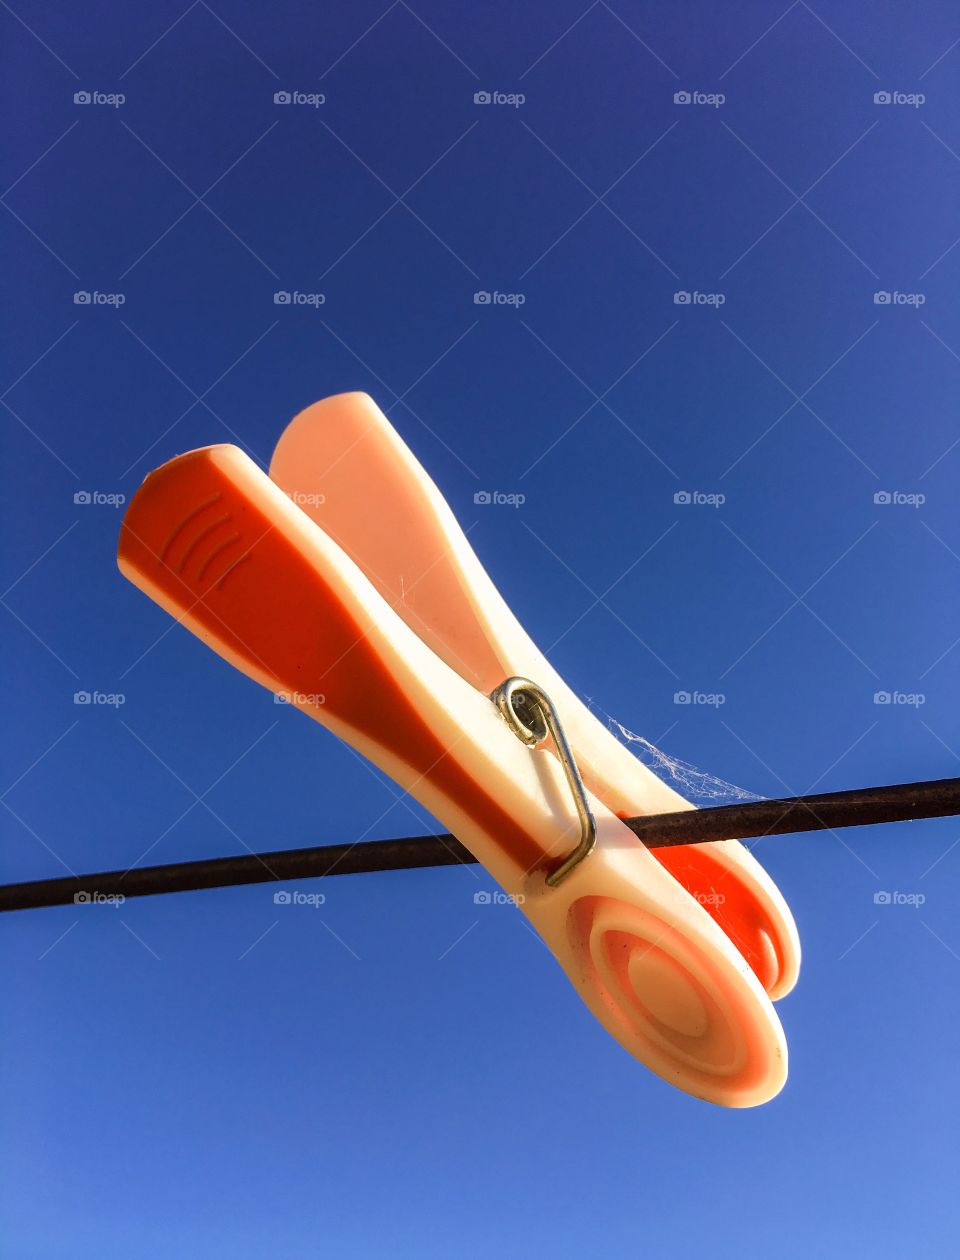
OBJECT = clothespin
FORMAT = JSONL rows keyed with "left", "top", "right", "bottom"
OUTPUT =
{"left": 117, "top": 393, "right": 799, "bottom": 1107}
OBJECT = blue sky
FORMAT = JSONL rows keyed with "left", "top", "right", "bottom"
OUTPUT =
{"left": 1, "top": 1, "right": 959, "bottom": 1255}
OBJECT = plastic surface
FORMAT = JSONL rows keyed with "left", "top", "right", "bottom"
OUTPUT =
{"left": 118, "top": 443, "right": 788, "bottom": 1106}
{"left": 269, "top": 393, "right": 800, "bottom": 999}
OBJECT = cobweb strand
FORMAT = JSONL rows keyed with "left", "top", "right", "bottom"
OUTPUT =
{"left": 606, "top": 715, "right": 765, "bottom": 805}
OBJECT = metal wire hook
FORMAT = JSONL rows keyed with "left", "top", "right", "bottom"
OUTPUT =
{"left": 490, "top": 676, "right": 597, "bottom": 886}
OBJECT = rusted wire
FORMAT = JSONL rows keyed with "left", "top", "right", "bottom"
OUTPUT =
{"left": 1, "top": 776, "right": 957, "bottom": 913}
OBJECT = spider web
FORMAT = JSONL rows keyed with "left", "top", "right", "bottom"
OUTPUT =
{"left": 599, "top": 709, "right": 765, "bottom": 804}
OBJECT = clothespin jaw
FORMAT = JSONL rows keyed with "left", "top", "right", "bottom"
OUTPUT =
{"left": 118, "top": 413, "right": 794, "bottom": 1107}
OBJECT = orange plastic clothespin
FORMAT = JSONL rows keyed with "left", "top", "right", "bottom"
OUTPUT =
{"left": 118, "top": 393, "right": 799, "bottom": 1106}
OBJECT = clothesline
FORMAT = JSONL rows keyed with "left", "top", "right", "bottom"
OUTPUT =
{"left": 1, "top": 776, "right": 957, "bottom": 913}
